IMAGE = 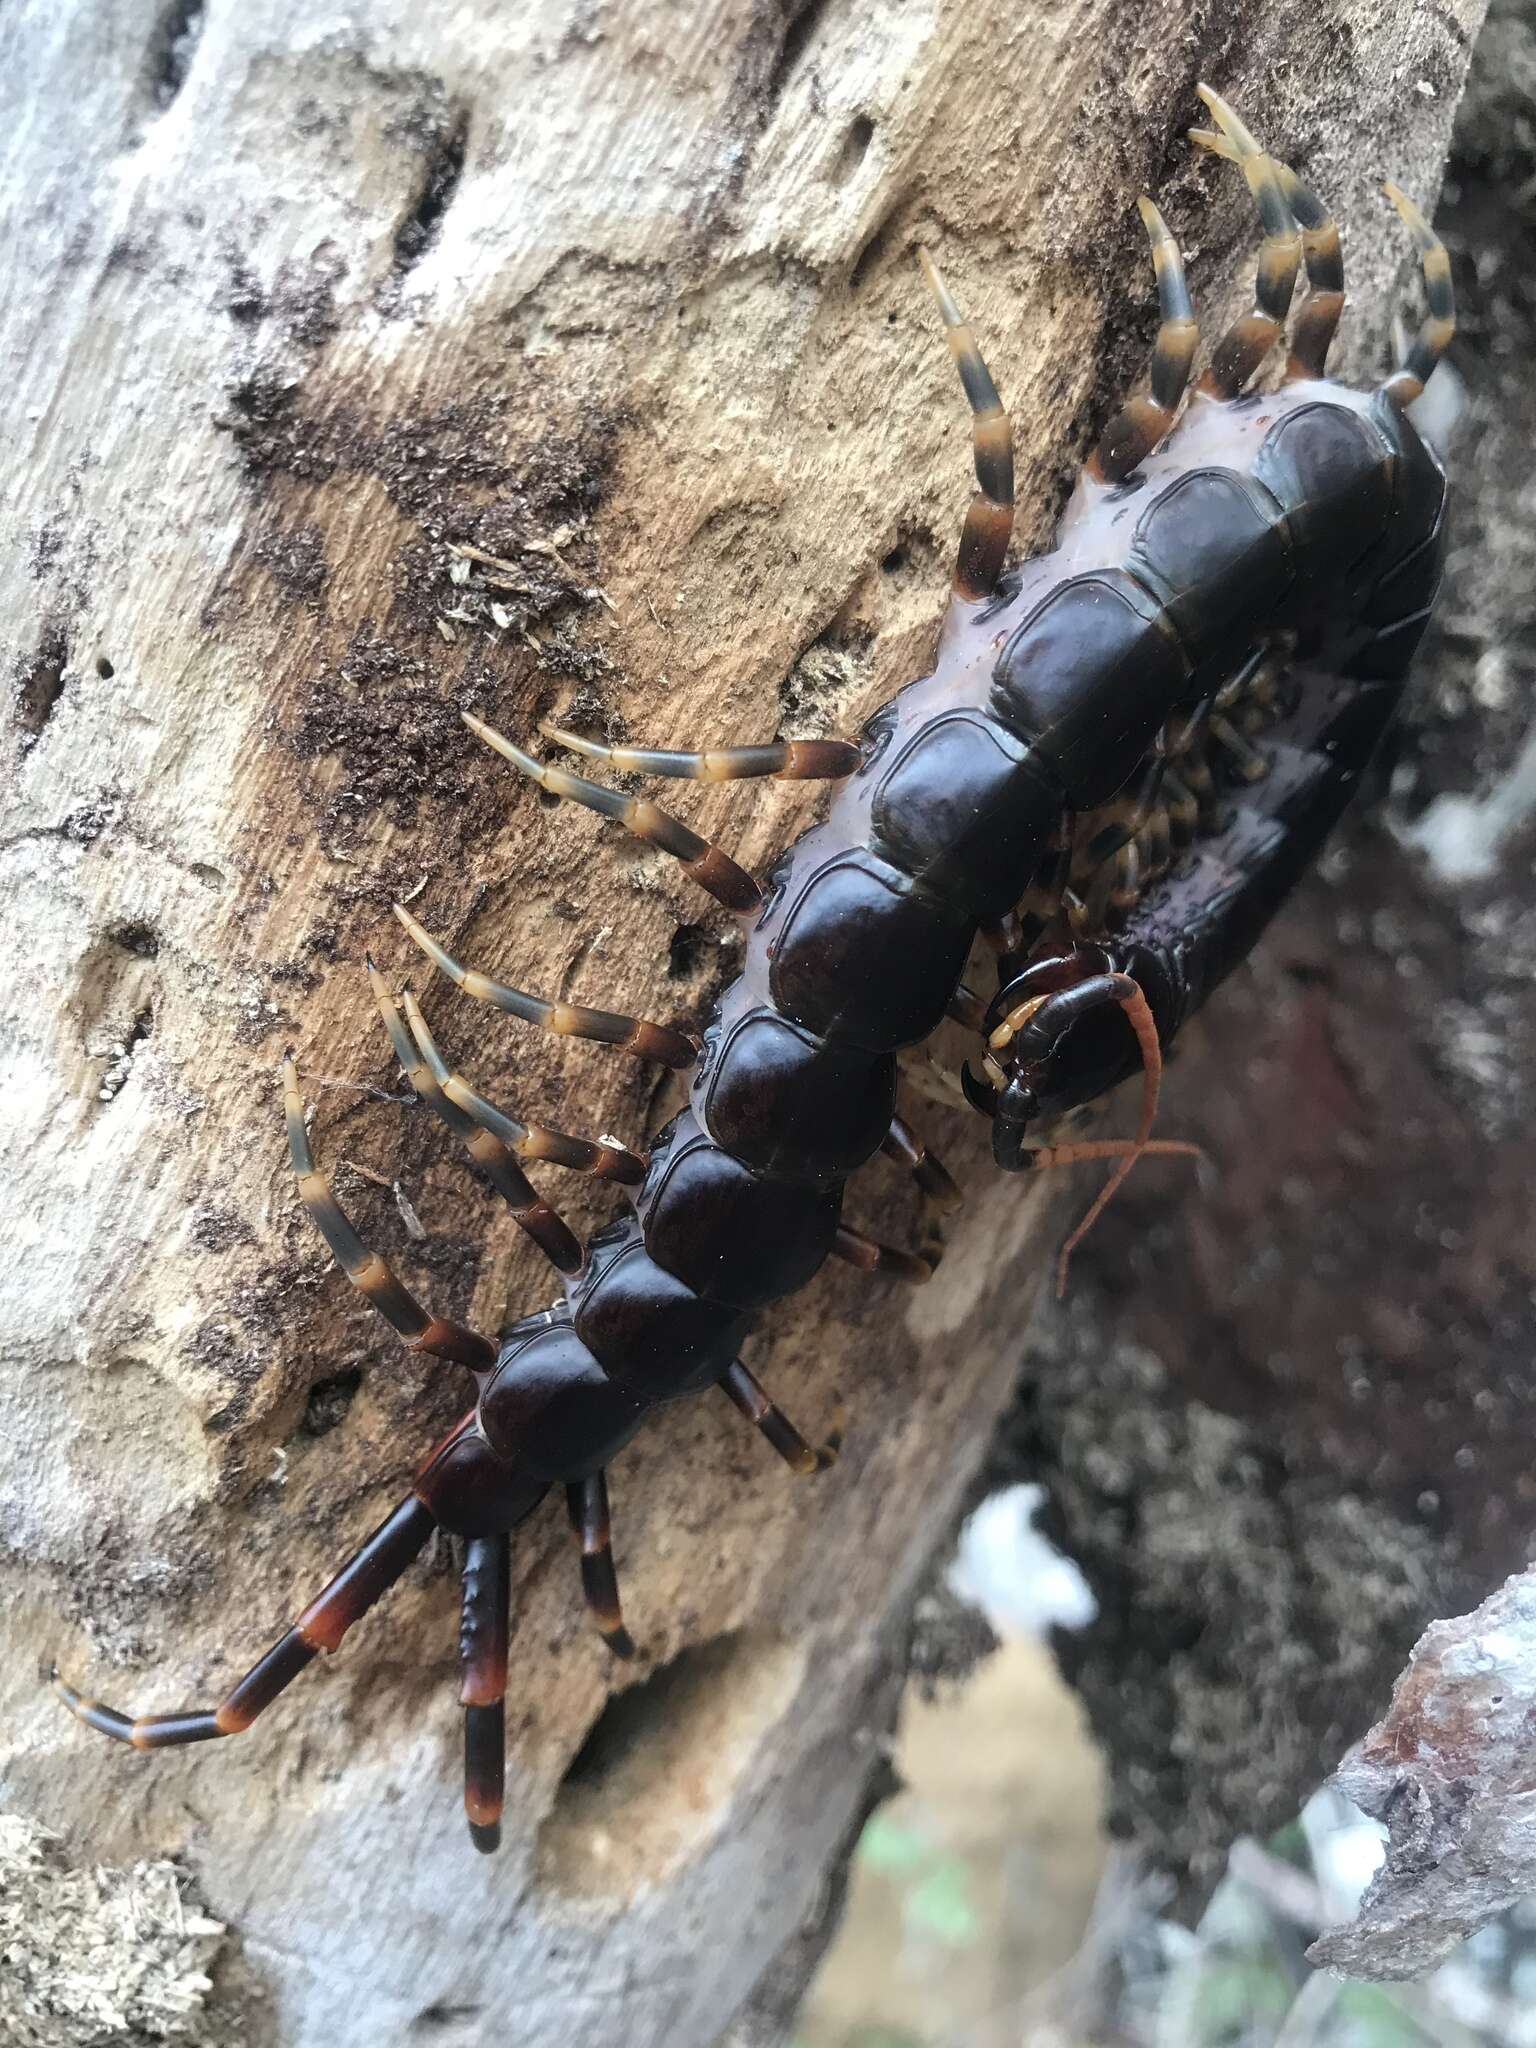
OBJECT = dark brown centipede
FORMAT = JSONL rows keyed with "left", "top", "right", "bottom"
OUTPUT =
{"left": 56, "top": 85, "right": 1453, "bottom": 1854}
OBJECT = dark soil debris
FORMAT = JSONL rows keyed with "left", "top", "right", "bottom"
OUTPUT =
{"left": 253, "top": 522, "right": 328, "bottom": 609}
{"left": 279, "top": 626, "right": 487, "bottom": 856}
{"left": 190, "top": 1206, "right": 258, "bottom": 1255}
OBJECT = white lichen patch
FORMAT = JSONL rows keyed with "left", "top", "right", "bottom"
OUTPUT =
{"left": 0, "top": 1816, "right": 227, "bottom": 2045}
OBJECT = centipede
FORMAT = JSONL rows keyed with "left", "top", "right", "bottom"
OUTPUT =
{"left": 56, "top": 86, "right": 1453, "bottom": 1852}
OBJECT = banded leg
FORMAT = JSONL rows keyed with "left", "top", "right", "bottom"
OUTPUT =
{"left": 401, "top": 991, "right": 646, "bottom": 1186}
{"left": 460, "top": 1533, "right": 511, "bottom": 1853}
{"left": 368, "top": 962, "right": 585, "bottom": 1277}
{"left": 946, "top": 982, "right": 990, "bottom": 1032}
{"left": 827, "top": 1113, "right": 967, "bottom": 1282}
{"left": 1191, "top": 84, "right": 1301, "bottom": 399}
{"left": 831, "top": 1223, "right": 935, "bottom": 1283}
{"left": 1089, "top": 198, "right": 1200, "bottom": 484}
{"left": 566, "top": 1472, "right": 637, "bottom": 1660}
{"left": 284, "top": 1056, "right": 497, "bottom": 1370}
{"left": 540, "top": 723, "right": 859, "bottom": 784}
{"left": 1190, "top": 125, "right": 1344, "bottom": 382}
{"left": 721, "top": 1360, "right": 840, "bottom": 1475}
{"left": 463, "top": 712, "right": 761, "bottom": 915}
{"left": 1380, "top": 182, "right": 1454, "bottom": 407}
{"left": 882, "top": 1114, "right": 962, "bottom": 1215}
{"left": 1016, "top": 844, "right": 1074, "bottom": 950}
{"left": 919, "top": 250, "right": 1014, "bottom": 602}
{"left": 56, "top": 1494, "right": 437, "bottom": 1748}
{"left": 394, "top": 903, "right": 696, "bottom": 1070}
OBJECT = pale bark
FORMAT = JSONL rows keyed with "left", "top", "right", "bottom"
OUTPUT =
{"left": 0, "top": 3, "right": 1483, "bottom": 2044}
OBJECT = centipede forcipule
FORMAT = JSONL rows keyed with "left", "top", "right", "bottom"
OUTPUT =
{"left": 56, "top": 86, "right": 1452, "bottom": 1852}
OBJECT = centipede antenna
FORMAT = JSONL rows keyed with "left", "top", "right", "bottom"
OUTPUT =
{"left": 919, "top": 248, "right": 1014, "bottom": 602}
{"left": 721, "top": 1360, "right": 840, "bottom": 1475}
{"left": 1191, "top": 84, "right": 1301, "bottom": 399}
{"left": 1089, "top": 198, "right": 1200, "bottom": 484}
{"left": 463, "top": 712, "right": 762, "bottom": 916}
{"left": 367, "top": 962, "right": 586, "bottom": 1276}
{"left": 566, "top": 1472, "right": 637, "bottom": 1659}
{"left": 1381, "top": 180, "right": 1454, "bottom": 406}
{"left": 1052, "top": 977, "right": 1164, "bottom": 1297}
{"left": 55, "top": 1493, "right": 438, "bottom": 1750}
{"left": 283, "top": 1055, "right": 497, "bottom": 1369}
{"left": 398, "top": 991, "right": 645, "bottom": 1185}
{"left": 393, "top": 902, "right": 697, "bottom": 1071}
{"left": 459, "top": 1533, "right": 511, "bottom": 1853}
{"left": 540, "top": 723, "right": 859, "bottom": 785}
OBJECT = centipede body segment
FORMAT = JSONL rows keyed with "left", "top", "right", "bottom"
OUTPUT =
{"left": 57, "top": 84, "right": 1453, "bottom": 1852}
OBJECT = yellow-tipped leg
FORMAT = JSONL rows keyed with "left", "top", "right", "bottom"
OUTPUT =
{"left": 282, "top": 1056, "right": 496, "bottom": 1369}
{"left": 392, "top": 902, "right": 697, "bottom": 1070}
{"left": 919, "top": 248, "right": 1014, "bottom": 602}
{"left": 1191, "top": 83, "right": 1301, "bottom": 398}
{"left": 463, "top": 711, "right": 761, "bottom": 916}
{"left": 1089, "top": 196, "right": 1199, "bottom": 485}
{"left": 539, "top": 722, "right": 859, "bottom": 784}
{"left": 1381, "top": 180, "right": 1454, "bottom": 406}
{"left": 1192, "top": 125, "right": 1345, "bottom": 381}
{"left": 366, "top": 963, "right": 585, "bottom": 1277}
{"left": 399, "top": 990, "right": 646, "bottom": 1185}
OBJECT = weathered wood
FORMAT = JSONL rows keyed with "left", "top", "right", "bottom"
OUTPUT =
{"left": 0, "top": 2, "right": 1483, "bottom": 2042}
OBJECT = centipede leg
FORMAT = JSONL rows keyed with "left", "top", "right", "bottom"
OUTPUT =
{"left": 394, "top": 903, "right": 696, "bottom": 1070}
{"left": 460, "top": 1533, "right": 511, "bottom": 1853}
{"left": 1189, "top": 85, "right": 1301, "bottom": 399}
{"left": 283, "top": 1057, "right": 497, "bottom": 1371}
{"left": 919, "top": 250, "right": 1014, "bottom": 602}
{"left": 56, "top": 1493, "right": 438, "bottom": 1748}
{"left": 368, "top": 963, "right": 586, "bottom": 1277}
{"left": 946, "top": 982, "right": 990, "bottom": 1031}
{"left": 831, "top": 1224, "right": 935, "bottom": 1283}
{"left": 1379, "top": 182, "right": 1455, "bottom": 407}
{"left": 721, "top": 1360, "right": 840, "bottom": 1476}
{"left": 1089, "top": 199, "right": 1199, "bottom": 484}
{"left": 882, "top": 1115, "right": 962, "bottom": 1215}
{"left": 838, "top": 1113, "right": 963, "bottom": 1280}
{"left": 401, "top": 991, "right": 646, "bottom": 1187}
{"left": 463, "top": 712, "right": 761, "bottom": 916}
{"left": 566, "top": 1472, "right": 637, "bottom": 1660}
{"left": 539, "top": 725, "right": 859, "bottom": 784}
{"left": 1190, "top": 126, "right": 1344, "bottom": 383}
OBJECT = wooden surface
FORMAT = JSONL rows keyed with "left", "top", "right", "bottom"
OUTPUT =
{"left": 0, "top": 2, "right": 1483, "bottom": 2043}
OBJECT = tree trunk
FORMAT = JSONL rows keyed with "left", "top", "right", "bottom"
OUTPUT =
{"left": 0, "top": 3, "right": 1484, "bottom": 2044}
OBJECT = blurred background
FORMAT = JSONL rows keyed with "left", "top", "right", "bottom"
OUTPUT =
{"left": 798, "top": 3, "right": 1536, "bottom": 2041}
